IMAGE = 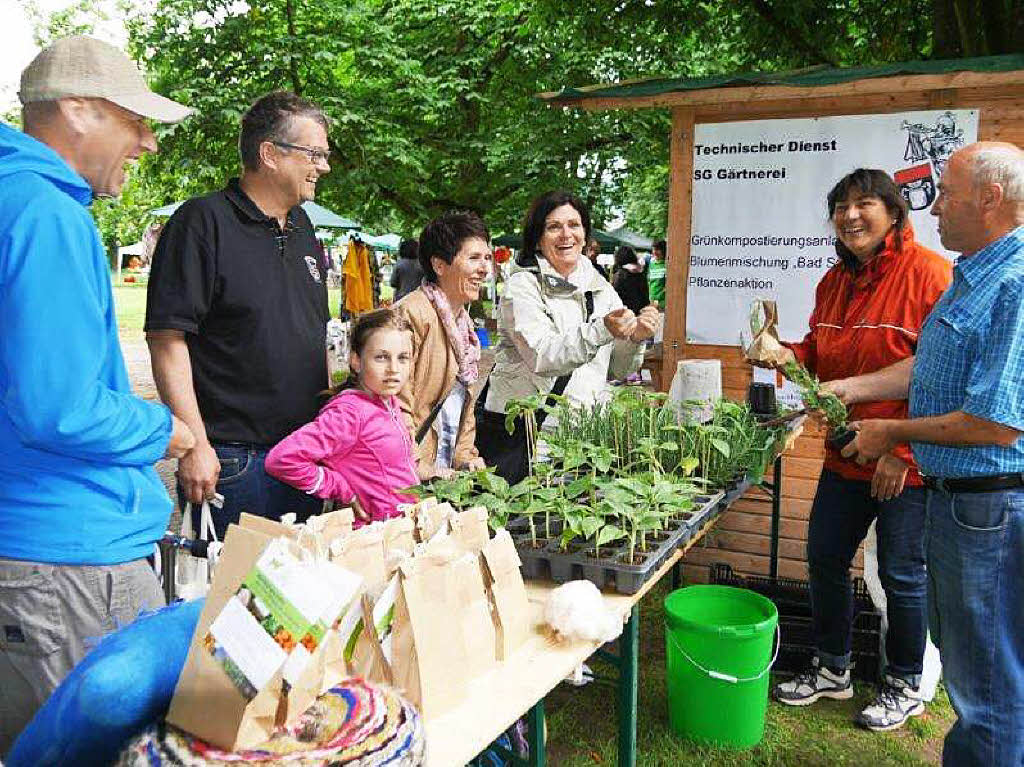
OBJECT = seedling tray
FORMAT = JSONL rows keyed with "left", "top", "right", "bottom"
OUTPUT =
{"left": 510, "top": 491, "right": 724, "bottom": 595}
{"left": 688, "top": 491, "right": 726, "bottom": 531}
{"left": 719, "top": 476, "right": 754, "bottom": 508}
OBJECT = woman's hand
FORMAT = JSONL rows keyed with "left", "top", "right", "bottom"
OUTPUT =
{"left": 417, "top": 464, "right": 454, "bottom": 481}
{"left": 820, "top": 377, "right": 859, "bottom": 406}
{"left": 603, "top": 307, "right": 637, "bottom": 340}
{"left": 350, "top": 495, "right": 371, "bottom": 523}
{"left": 461, "top": 457, "right": 486, "bottom": 471}
{"left": 629, "top": 306, "right": 661, "bottom": 343}
{"left": 870, "top": 453, "right": 909, "bottom": 501}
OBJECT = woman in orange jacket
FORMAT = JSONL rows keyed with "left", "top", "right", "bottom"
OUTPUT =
{"left": 771, "top": 169, "right": 952, "bottom": 732}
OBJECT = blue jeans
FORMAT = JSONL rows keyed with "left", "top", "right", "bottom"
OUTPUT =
{"left": 926, "top": 487, "right": 1024, "bottom": 767}
{"left": 807, "top": 471, "right": 927, "bottom": 682}
{"left": 177, "top": 444, "right": 323, "bottom": 541}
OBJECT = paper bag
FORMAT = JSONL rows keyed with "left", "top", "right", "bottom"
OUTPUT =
{"left": 239, "top": 509, "right": 353, "bottom": 552}
{"left": 167, "top": 525, "right": 361, "bottom": 750}
{"left": 389, "top": 546, "right": 468, "bottom": 719}
{"left": 347, "top": 575, "right": 399, "bottom": 679}
{"left": 278, "top": 561, "right": 363, "bottom": 722}
{"left": 347, "top": 593, "right": 394, "bottom": 684}
{"left": 743, "top": 299, "right": 791, "bottom": 367}
{"left": 451, "top": 552, "right": 497, "bottom": 678}
{"left": 413, "top": 501, "right": 455, "bottom": 543}
{"left": 481, "top": 529, "right": 532, "bottom": 660}
{"left": 382, "top": 515, "right": 416, "bottom": 560}
{"left": 305, "top": 507, "right": 355, "bottom": 543}
{"left": 449, "top": 506, "right": 490, "bottom": 553}
{"left": 167, "top": 525, "right": 290, "bottom": 750}
{"left": 329, "top": 522, "right": 387, "bottom": 595}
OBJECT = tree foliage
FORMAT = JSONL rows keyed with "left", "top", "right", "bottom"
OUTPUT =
{"left": 25, "top": 0, "right": 1016, "bottom": 246}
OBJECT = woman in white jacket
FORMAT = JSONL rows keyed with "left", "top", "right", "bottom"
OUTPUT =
{"left": 475, "top": 190, "right": 659, "bottom": 482}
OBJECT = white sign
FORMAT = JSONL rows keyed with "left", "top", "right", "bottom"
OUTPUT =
{"left": 685, "top": 110, "right": 978, "bottom": 345}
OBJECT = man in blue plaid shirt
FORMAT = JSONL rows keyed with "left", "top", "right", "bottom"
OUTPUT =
{"left": 829, "top": 141, "right": 1024, "bottom": 767}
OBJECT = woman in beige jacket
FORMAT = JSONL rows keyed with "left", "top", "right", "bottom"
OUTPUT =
{"left": 394, "top": 211, "right": 490, "bottom": 479}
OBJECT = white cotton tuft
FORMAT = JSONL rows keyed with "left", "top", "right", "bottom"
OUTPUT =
{"left": 544, "top": 580, "right": 623, "bottom": 644}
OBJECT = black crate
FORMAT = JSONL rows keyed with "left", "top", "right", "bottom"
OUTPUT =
{"left": 709, "top": 563, "right": 882, "bottom": 683}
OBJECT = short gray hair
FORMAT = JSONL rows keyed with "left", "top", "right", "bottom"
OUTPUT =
{"left": 971, "top": 144, "right": 1024, "bottom": 204}
{"left": 21, "top": 100, "right": 59, "bottom": 131}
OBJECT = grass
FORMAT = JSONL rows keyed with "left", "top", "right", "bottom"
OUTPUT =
{"left": 113, "top": 284, "right": 344, "bottom": 338}
{"left": 544, "top": 579, "right": 953, "bottom": 766}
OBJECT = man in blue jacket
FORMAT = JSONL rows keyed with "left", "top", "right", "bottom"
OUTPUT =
{"left": 0, "top": 36, "right": 196, "bottom": 752}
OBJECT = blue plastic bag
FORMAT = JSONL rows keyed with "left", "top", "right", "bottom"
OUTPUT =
{"left": 6, "top": 598, "right": 203, "bottom": 767}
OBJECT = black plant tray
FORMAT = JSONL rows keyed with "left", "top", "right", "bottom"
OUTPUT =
{"left": 719, "top": 476, "right": 754, "bottom": 508}
{"left": 508, "top": 491, "right": 724, "bottom": 595}
{"left": 689, "top": 490, "right": 726, "bottom": 530}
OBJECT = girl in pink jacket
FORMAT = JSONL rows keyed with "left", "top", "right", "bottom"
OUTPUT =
{"left": 266, "top": 309, "right": 418, "bottom": 526}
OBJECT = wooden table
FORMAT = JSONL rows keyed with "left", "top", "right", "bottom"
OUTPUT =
{"left": 424, "top": 426, "right": 800, "bottom": 765}
{"left": 423, "top": 516, "right": 718, "bottom": 767}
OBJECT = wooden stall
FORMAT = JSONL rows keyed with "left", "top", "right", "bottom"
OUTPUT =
{"left": 543, "top": 55, "right": 1024, "bottom": 583}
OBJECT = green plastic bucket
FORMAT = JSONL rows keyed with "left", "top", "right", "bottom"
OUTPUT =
{"left": 664, "top": 585, "right": 779, "bottom": 748}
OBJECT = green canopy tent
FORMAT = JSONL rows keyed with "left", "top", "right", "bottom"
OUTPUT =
{"left": 607, "top": 226, "right": 654, "bottom": 251}
{"left": 356, "top": 232, "right": 401, "bottom": 253}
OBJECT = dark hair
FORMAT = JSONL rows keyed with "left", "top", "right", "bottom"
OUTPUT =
{"left": 239, "top": 91, "right": 329, "bottom": 172}
{"left": 827, "top": 169, "right": 908, "bottom": 270}
{"left": 613, "top": 245, "right": 638, "bottom": 269}
{"left": 399, "top": 239, "right": 418, "bottom": 260}
{"left": 521, "top": 191, "right": 592, "bottom": 260}
{"left": 418, "top": 210, "right": 490, "bottom": 283}
{"left": 652, "top": 239, "right": 666, "bottom": 254}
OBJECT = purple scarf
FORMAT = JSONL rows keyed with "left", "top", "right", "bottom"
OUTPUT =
{"left": 420, "top": 281, "right": 481, "bottom": 385}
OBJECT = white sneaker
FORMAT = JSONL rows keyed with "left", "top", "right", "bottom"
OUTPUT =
{"left": 773, "top": 657, "right": 853, "bottom": 706}
{"left": 854, "top": 675, "right": 925, "bottom": 731}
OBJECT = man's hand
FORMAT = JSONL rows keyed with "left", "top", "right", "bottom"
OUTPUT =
{"left": 461, "top": 456, "right": 486, "bottom": 471}
{"left": 629, "top": 306, "right": 661, "bottom": 343}
{"left": 604, "top": 307, "right": 637, "bottom": 340}
{"left": 841, "top": 420, "right": 898, "bottom": 464}
{"left": 177, "top": 442, "right": 221, "bottom": 504}
{"left": 165, "top": 416, "right": 196, "bottom": 458}
{"left": 871, "top": 453, "right": 909, "bottom": 501}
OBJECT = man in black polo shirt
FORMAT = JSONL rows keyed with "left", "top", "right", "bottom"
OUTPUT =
{"left": 146, "top": 91, "right": 331, "bottom": 537}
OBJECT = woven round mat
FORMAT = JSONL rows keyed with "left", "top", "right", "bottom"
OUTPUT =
{"left": 117, "top": 678, "right": 424, "bottom": 766}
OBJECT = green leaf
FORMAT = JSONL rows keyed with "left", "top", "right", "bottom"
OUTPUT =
{"left": 596, "top": 524, "right": 626, "bottom": 547}
{"left": 677, "top": 457, "right": 699, "bottom": 475}
{"left": 580, "top": 517, "right": 602, "bottom": 539}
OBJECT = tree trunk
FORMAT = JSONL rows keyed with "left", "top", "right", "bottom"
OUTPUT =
{"left": 931, "top": 0, "right": 1024, "bottom": 57}
{"left": 284, "top": 0, "right": 304, "bottom": 95}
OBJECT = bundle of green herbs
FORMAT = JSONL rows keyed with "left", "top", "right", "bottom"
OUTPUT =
{"left": 782, "top": 360, "right": 848, "bottom": 429}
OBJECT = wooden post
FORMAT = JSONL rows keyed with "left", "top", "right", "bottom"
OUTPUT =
{"left": 662, "top": 107, "right": 696, "bottom": 390}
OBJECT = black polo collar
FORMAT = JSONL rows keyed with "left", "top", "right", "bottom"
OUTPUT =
{"left": 224, "top": 177, "right": 298, "bottom": 230}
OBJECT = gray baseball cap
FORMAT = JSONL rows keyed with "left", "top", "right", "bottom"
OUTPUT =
{"left": 19, "top": 35, "right": 193, "bottom": 123}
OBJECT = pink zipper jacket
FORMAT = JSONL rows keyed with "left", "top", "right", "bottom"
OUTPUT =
{"left": 265, "top": 389, "right": 418, "bottom": 525}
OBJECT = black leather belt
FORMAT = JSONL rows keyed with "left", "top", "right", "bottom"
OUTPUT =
{"left": 923, "top": 473, "right": 1024, "bottom": 493}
